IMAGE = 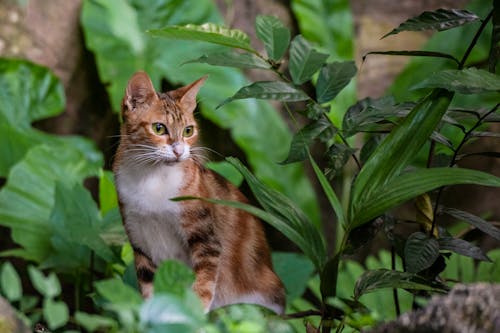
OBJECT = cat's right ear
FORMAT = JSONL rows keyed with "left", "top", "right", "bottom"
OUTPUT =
{"left": 123, "top": 71, "right": 158, "bottom": 112}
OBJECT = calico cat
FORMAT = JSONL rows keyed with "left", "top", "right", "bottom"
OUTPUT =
{"left": 113, "top": 71, "right": 285, "bottom": 314}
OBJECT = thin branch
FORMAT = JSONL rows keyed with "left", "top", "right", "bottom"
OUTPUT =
{"left": 459, "top": 10, "right": 494, "bottom": 69}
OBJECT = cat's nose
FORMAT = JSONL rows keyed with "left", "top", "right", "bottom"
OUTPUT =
{"left": 172, "top": 143, "right": 184, "bottom": 158}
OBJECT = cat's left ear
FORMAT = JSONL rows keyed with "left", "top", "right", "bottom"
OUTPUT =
{"left": 170, "top": 76, "right": 208, "bottom": 112}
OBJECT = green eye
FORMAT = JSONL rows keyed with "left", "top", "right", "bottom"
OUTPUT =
{"left": 152, "top": 123, "right": 167, "bottom": 135}
{"left": 183, "top": 126, "right": 194, "bottom": 137}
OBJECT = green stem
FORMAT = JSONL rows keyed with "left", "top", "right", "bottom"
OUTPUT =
{"left": 459, "top": 10, "right": 493, "bottom": 69}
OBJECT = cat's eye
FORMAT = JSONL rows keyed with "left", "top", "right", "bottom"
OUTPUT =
{"left": 183, "top": 126, "right": 194, "bottom": 137}
{"left": 152, "top": 123, "right": 168, "bottom": 135}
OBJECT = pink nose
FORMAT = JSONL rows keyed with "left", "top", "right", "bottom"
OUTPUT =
{"left": 173, "top": 144, "right": 184, "bottom": 158}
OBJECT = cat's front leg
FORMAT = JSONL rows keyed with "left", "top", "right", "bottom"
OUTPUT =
{"left": 134, "top": 249, "right": 156, "bottom": 298}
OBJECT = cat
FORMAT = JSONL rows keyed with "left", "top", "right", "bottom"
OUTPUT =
{"left": 113, "top": 71, "right": 286, "bottom": 314}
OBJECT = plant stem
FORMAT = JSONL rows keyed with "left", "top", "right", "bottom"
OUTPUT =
{"left": 391, "top": 247, "right": 401, "bottom": 317}
{"left": 458, "top": 10, "right": 493, "bottom": 69}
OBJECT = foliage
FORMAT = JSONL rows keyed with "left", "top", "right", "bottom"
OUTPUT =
{"left": 0, "top": 1, "right": 498, "bottom": 333}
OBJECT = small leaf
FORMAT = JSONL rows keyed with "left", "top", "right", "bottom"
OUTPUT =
{"left": 184, "top": 51, "right": 271, "bottom": 70}
{"left": 412, "top": 68, "right": 500, "bottom": 93}
{"left": 289, "top": 35, "right": 329, "bottom": 84}
{"left": 302, "top": 102, "right": 329, "bottom": 120}
{"left": 438, "top": 237, "right": 490, "bottom": 261}
{"left": 354, "top": 268, "right": 447, "bottom": 299}
{"left": 415, "top": 194, "right": 438, "bottom": 237}
{"left": 1, "top": 262, "right": 22, "bottom": 301}
{"left": 75, "top": 311, "right": 117, "bottom": 332}
{"left": 363, "top": 50, "right": 459, "bottom": 65}
{"left": 28, "top": 266, "right": 61, "bottom": 298}
{"left": 316, "top": 61, "right": 357, "bottom": 103}
{"left": 94, "top": 278, "right": 142, "bottom": 305}
{"left": 324, "top": 143, "right": 356, "bottom": 179}
{"left": 154, "top": 260, "right": 195, "bottom": 297}
{"left": 383, "top": 9, "right": 480, "bottom": 38}
{"left": 255, "top": 15, "right": 291, "bottom": 61}
{"left": 218, "top": 81, "right": 309, "bottom": 108}
{"left": 281, "top": 118, "right": 334, "bottom": 164}
{"left": 148, "top": 23, "right": 256, "bottom": 54}
{"left": 442, "top": 207, "right": 500, "bottom": 241}
{"left": 99, "top": 169, "right": 118, "bottom": 216}
{"left": 43, "top": 298, "right": 69, "bottom": 330}
{"left": 404, "top": 232, "right": 440, "bottom": 273}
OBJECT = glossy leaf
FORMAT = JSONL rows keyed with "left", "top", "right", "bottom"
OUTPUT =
{"left": 281, "top": 118, "right": 333, "bottom": 164}
{"left": 218, "top": 81, "right": 310, "bottom": 108}
{"left": 43, "top": 298, "right": 69, "bottom": 330}
{"left": 0, "top": 262, "right": 22, "bottom": 301}
{"left": 438, "top": 237, "right": 490, "bottom": 261}
{"left": 383, "top": 9, "right": 480, "bottom": 38}
{"left": 255, "top": 15, "right": 291, "bottom": 60}
{"left": 351, "top": 89, "right": 453, "bottom": 216}
{"left": 154, "top": 260, "right": 195, "bottom": 297}
{"left": 352, "top": 167, "right": 500, "bottom": 228}
{"left": 412, "top": 68, "right": 500, "bottom": 93}
{"left": 148, "top": 23, "right": 256, "bottom": 53}
{"left": 184, "top": 51, "right": 271, "bottom": 69}
{"left": 316, "top": 61, "right": 357, "bottom": 103}
{"left": 442, "top": 207, "right": 500, "bottom": 241}
{"left": 354, "top": 269, "right": 447, "bottom": 299}
{"left": 289, "top": 35, "right": 329, "bottom": 84}
{"left": 404, "top": 232, "right": 440, "bottom": 273}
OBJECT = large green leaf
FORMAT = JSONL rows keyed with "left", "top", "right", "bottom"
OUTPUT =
{"left": 404, "top": 232, "right": 440, "bottom": 273}
{"left": 316, "top": 61, "right": 357, "bottom": 104}
{"left": 351, "top": 89, "right": 453, "bottom": 217}
{"left": 81, "top": 0, "right": 320, "bottom": 225}
{"left": 272, "top": 252, "right": 315, "bottom": 302}
{"left": 149, "top": 23, "right": 256, "bottom": 53}
{"left": 412, "top": 68, "right": 500, "bottom": 93}
{"left": 383, "top": 9, "right": 480, "bottom": 38}
{"left": 351, "top": 167, "right": 500, "bottom": 227}
{"left": 0, "top": 145, "right": 101, "bottom": 262}
{"left": 0, "top": 58, "right": 102, "bottom": 177}
{"left": 185, "top": 51, "right": 271, "bottom": 69}
{"left": 289, "top": 35, "right": 329, "bottom": 85}
{"left": 255, "top": 15, "right": 290, "bottom": 61}
{"left": 354, "top": 269, "right": 447, "bottom": 300}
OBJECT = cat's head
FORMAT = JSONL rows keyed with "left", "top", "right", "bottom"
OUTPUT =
{"left": 120, "top": 71, "right": 206, "bottom": 165}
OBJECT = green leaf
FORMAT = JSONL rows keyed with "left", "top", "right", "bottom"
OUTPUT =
{"left": 205, "top": 161, "right": 244, "bottom": 187}
{"left": 363, "top": 50, "right": 460, "bottom": 65}
{"left": 99, "top": 169, "right": 118, "bottom": 216}
{"left": 272, "top": 252, "right": 315, "bottom": 302}
{"left": 351, "top": 89, "right": 453, "bottom": 219}
{"left": 43, "top": 298, "right": 69, "bottom": 330}
{"left": 28, "top": 266, "right": 61, "bottom": 298}
{"left": 218, "top": 81, "right": 310, "bottom": 108}
{"left": 75, "top": 312, "right": 118, "bottom": 332}
{"left": 281, "top": 118, "right": 334, "bottom": 164}
{"left": 255, "top": 15, "right": 291, "bottom": 61}
{"left": 316, "top": 61, "right": 357, "bottom": 103}
{"left": 154, "top": 260, "right": 195, "bottom": 297}
{"left": 442, "top": 208, "right": 500, "bottom": 241}
{"left": 382, "top": 9, "right": 480, "bottom": 38}
{"left": 95, "top": 278, "right": 143, "bottom": 305}
{"left": 489, "top": 0, "right": 500, "bottom": 72}
{"left": 185, "top": 51, "right": 271, "bottom": 69}
{"left": 324, "top": 143, "right": 357, "bottom": 179}
{"left": 352, "top": 167, "right": 500, "bottom": 228}
{"left": 148, "top": 23, "right": 256, "bottom": 54}
{"left": 289, "top": 35, "right": 329, "bottom": 84}
{"left": 354, "top": 269, "right": 447, "bottom": 299}
{"left": 404, "top": 232, "right": 440, "bottom": 273}
{"left": 320, "top": 255, "right": 340, "bottom": 300}
{"left": 438, "top": 237, "right": 490, "bottom": 261}
{"left": 0, "top": 262, "right": 22, "bottom": 301}
{"left": 412, "top": 68, "right": 500, "bottom": 93}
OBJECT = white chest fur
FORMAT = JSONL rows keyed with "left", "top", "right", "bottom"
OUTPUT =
{"left": 115, "top": 163, "right": 190, "bottom": 266}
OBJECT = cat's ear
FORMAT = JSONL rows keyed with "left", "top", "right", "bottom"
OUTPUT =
{"left": 124, "top": 71, "right": 158, "bottom": 112}
{"left": 170, "top": 76, "right": 208, "bottom": 112}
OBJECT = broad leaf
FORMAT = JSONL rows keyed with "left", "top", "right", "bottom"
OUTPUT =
{"left": 289, "top": 35, "right": 329, "bottom": 84}
{"left": 351, "top": 89, "right": 453, "bottom": 217}
{"left": 95, "top": 278, "right": 143, "bottom": 305}
{"left": 154, "top": 260, "right": 195, "bottom": 297}
{"left": 383, "top": 9, "right": 480, "bottom": 38}
{"left": 316, "top": 61, "right": 357, "bottom": 103}
{"left": 185, "top": 51, "right": 271, "bottom": 69}
{"left": 75, "top": 312, "right": 118, "bottom": 332}
{"left": 218, "top": 81, "right": 310, "bottom": 108}
{"left": 412, "top": 68, "right": 500, "bottom": 93}
{"left": 281, "top": 118, "right": 334, "bottom": 164}
{"left": 442, "top": 207, "right": 500, "bottom": 241}
{"left": 43, "top": 298, "right": 69, "bottom": 330}
{"left": 438, "top": 237, "right": 490, "bottom": 261}
{"left": 28, "top": 266, "right": 61, "bottom": 298}
{"left": 272, "top": 252, "right": 315, "bottom": 302}
{"left": 0, "top": 262, "right": 22, "bottom": 301}
{"left": 352, "top": 167, "right": 500, "bottom": 228}
{"left": 148, "top": 23, "right": 256, "bottom": 54}
{"left": 404, "top": 232, "right": 440, "bottom": 273}
{"left": 255, "top": 15, "right": 291, "bottom": 61}
{"left": 354, "top": 269, "right": 447, "bottom": 299}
